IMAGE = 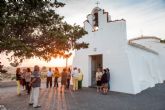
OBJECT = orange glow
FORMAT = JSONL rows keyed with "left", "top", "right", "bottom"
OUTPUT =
{"left": 0, "top": 50, "right": 74, "bottom": 68}
{"left": 19, "top": 57, "right": 73, "bottom": 67}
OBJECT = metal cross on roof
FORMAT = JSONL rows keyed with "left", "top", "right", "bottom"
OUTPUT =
{"left": 96, "top": 1, "right": 100, "bottom": 7}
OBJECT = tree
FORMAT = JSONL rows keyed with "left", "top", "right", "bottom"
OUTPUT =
{"left": 0, "top": 0, "right": 88, "bottom": 63}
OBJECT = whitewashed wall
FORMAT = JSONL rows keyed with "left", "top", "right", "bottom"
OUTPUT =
{"left": 127, "top": 39, "right": 165, "bottom": 93}
{"left": 127, "top": 46, "right": 161, "bottom": 93}
{"left": 73, "top": 7, "right": 165, "bottom": 94}
{"left": 133, "top": 39, "right": 165, "bottom": 81}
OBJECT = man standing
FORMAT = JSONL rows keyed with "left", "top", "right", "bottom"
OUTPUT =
{"left": 106, "top": 68, "right": 110, "bottom": 91}
{"left": 29, "top": 65, "right": 41, "bottom": 108}
{"left": 72, "top": 67, "right": 79, "bottom": 91}
{"left": 46, "top": 68, "right": 53, "bottom": 88}
{"left": 78, "top": 68, "right": 83, "bottom": 89}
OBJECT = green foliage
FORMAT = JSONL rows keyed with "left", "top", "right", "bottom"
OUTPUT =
{"left": 0, "top": 0, "right": 88, "bottom": 63}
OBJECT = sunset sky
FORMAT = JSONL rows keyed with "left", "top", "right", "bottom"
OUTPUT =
{"left": 1, "top": 0, "right": 165, "bottom": 67}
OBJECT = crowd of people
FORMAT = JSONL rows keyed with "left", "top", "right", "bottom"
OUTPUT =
{"left": 15, "top": 65, "right": 110, "bottom": 108}
{"left": 45, "top": 67, "right": 83, "bottom": 92}
{"left": 15, "top": 66, "right": 84, "bottom": 108}
{"left": 96, "top": 68, "right": 110, "bottom": 94}
{"left": 16, "top": 68, "right": 31, "bottom": 95}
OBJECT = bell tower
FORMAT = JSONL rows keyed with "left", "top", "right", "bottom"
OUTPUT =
{"left": 91, "top": 7, "right": 100, "bottom": 31}
{"left": 93, "top": 1, "right": 100, "bottom": 28}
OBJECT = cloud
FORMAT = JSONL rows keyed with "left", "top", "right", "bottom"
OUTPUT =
{"left": 56, "top": 0, "right": 165, "bottom": 39}
{"left": 106, "top": 0, "right": 165, "bottom": 39}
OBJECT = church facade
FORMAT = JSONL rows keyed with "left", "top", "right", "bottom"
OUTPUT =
{"left": 72, "top": 7, "right": 165, "bottom": 94}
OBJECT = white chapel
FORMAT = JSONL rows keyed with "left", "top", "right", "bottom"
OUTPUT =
{"left": 72, "top": 7, "right": 165, "bottom": 94}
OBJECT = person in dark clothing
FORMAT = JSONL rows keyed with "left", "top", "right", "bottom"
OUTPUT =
{"left": 101, "top": 69, "right": 108, "bottom": 94}
{"left": 106, "top": 68, "right": 110, "bottom": 91}
{"left": 66, "top": 68, "right": 71, "bottom": 89}
{"left": 21, "top": 69, "right": 26, "bottom": 90}
{"left": 25, "top": 68, "right": 31, "bottom": 94}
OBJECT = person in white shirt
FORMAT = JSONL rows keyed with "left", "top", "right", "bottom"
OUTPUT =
{"left": 46, "top": 68, "right": 53, "bottom": 88}
{"left": 78, "top": 68, "right": 83, "bottom": 89}
{"left": 96, "top": 68, "right": 103, "bottom": 92}
{"left": 72, "top": 67, "right": 79, "bottom": 91}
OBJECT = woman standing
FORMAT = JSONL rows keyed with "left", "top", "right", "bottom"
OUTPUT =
{"left": 60, "top": 68, "right": 68, "bottom": 93}
{"left": 29, "top": 65, "right": 41, "bottom": 108}
{"left": 96, "top": 68, "right": 103, "bottom": 92}
{"left": 21, "top": 69, "right": 26, "bottom": 90}
{"left": 25, "top": 68, "right": 31, "bottom": 94}
{"left": 66, "top": 68, "right": 71, "bottom": 89}
{"left": 16, "top": 68, "right": 22, "bottom": 96}
{"left": 53, "top": 67, "right": 60, "bottom": 88}
{"left": 101, "top": 69, "right": 108, "bottom": 94}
